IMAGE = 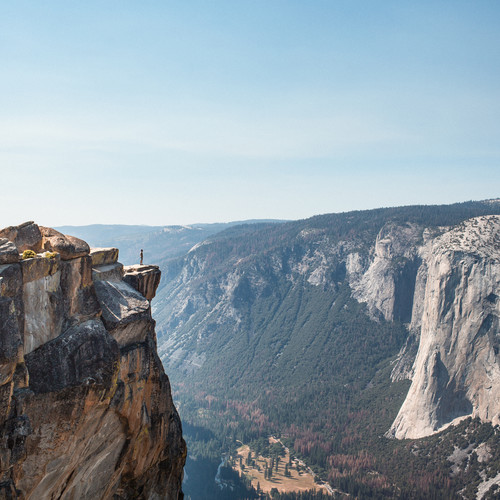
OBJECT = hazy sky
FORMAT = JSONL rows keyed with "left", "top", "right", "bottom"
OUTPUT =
{"left": 1, "top": 1, "right": 499, "bottom": 227}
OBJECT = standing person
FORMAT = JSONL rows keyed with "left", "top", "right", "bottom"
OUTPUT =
{"left": 140, "top": 249, "right": 144, "bottom": 265}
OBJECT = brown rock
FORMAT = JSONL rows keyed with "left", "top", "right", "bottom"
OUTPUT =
{"left": 0, "top": 264, "right": 24, "bottom": 387}
{"left": 25, "top": 319, "right": 119, "bottom": 394}
{"left": 59, "top": 256, "right": 101, "bottom": 331}
{"left": 20, "top": 253, "right": 59, "bottom": 284}
{"left": 0, "top": 239, "right": 19, "bottom": 265}
{"left": 114, "top": 339, "right": 186, "bottom": 498}
{"left": 0, "top": 222, "right": 42, "bottom": 253}
{"left": 123, "top": 264, "right": 162, "bottom": 300}
{"left": 0, "top": 224, "right": 185, "bottom": 498}
{"left": 21, "top": 255, "right": 101, "bottom": 355}
{"left": 40, "top": 227, "right": 90, "bottom": 260}
{"left": 90, "top": 247, "right": 119, "bottom": 267}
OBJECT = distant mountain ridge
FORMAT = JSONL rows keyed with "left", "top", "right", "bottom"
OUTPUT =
{"left": 56, "top": 219, "right": 285, "bottom": 266}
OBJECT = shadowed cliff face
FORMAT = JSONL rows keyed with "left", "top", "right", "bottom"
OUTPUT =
{"left": 0, "top": 223, "right": 186, "bottom": 499}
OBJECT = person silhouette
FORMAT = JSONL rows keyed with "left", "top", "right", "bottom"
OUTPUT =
{"left": 140, "top": 249, "right": 144, "bottom": 265}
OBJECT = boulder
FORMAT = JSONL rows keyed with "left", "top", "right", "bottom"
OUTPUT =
{"left": 0, "top": 222, "right": 42, "bottom": 253}
{"left": 94, "top": 280, "right": 151, "bottom": 346}
{"left": 92, "top": 263, "right": 124, "bottom": 282}
{"left": 40, "top": 227, "right": 90, "bottom": 260}
{"left": 90, "top": 247, "right": 119, "bottom": 267}
{"left": 0, "top": 239, "right": 19, "bottom": 265}
{"left": 123, "top": 264, "right": 161, "bottom": 300}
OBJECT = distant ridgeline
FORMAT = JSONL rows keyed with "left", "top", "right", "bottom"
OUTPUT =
{"left": 151, "top": 200, "right": 500, "bottom": 499}
{"left": 0, "top": 222, "right": 185, "bottom": 499}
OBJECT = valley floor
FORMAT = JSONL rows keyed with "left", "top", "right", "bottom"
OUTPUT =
{"left": 230, "top": 438, "right": 333, "bottom": 496}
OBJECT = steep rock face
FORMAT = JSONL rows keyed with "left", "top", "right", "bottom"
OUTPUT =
{"left": 0, "top": 223, "right": 185, "bottom": 499}
{"left": 389, "top": 216, "right": 500, "bottom": 438}
{"left": 155, "top": 220, "right": 425, "bottom": 374}
{"left": 346, "top": 222, "right": 424, "bottom": 322}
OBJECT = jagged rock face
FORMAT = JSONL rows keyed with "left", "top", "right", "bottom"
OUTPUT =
{"left": 0, "top": 223, "right": 185, "bottom": 499}
{"left": 155, "top": 221, "right": 423, "bottom": 374}
{"left": 389, "top": 216, "right": 500, "bottom": 439}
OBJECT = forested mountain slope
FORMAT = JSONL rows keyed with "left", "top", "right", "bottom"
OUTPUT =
{"left": 57, "top": 220, "right": 283, "bottom": 266}
{"left": 154, "top": 200, "right": 500, "bottom": 499}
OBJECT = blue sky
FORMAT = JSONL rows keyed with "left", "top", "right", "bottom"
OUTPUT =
{"left": 1, "top": 1, "right": 499, "bottom": 226}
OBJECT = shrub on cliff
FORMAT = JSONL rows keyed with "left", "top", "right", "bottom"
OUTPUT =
{"left": 21, "top": 249, "right": 37, "bottom": 259}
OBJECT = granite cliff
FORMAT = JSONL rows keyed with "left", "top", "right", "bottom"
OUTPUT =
{"left": 388, "top": 215, "right": 500, "bottom": 439}
{"left": 323, "top": 213, "right": 500, "bottom": 439}
{"left": 0, "top": 222, "right": 185, "bottom": 499}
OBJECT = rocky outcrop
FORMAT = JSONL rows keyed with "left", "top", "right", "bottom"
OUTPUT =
{"left": 124, "top": 265, "right": 162, "bottom": 301}
{"left": 388, "top": 216, "right": 500, "bottom": 439}
{"left": 0, "top": 222, "right": 185, "bottom": 499}
{"left": 0, "top": 222, "right": 42, "bottom": 254}
{"left": 40, "top": 227, "right": 90, "bottom": 260}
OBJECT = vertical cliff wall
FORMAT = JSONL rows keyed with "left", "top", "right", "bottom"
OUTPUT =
{"left": 342, "top": 215, "right": 500, "bottom": 439}
{"left": 0, "top": 222, "right": 186, "bottom": 499}
{"left": 388, "top": 216, "right": 500, "bottom": 439}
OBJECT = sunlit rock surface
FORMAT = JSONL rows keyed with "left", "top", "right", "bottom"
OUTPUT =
{"left": 389, "top": 216, "right": 500, "bottom": 438}
{"left": 0, "top": 222, "right": 185, "bottom": 499}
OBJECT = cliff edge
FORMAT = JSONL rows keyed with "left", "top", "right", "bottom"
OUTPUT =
{"left": 0, "top": 222, "right": 186, "bottom": 499}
